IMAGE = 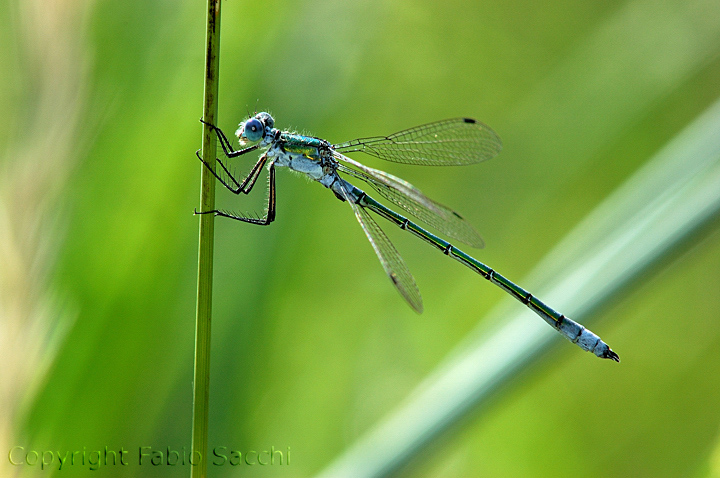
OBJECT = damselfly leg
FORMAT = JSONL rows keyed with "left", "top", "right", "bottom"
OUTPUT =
{"left": 194, "top": 162, "right": 276, "bottom": 225}
{"left": 195, "top": 120, "right": 276, "bottom": 225}
{"left": 197, "top": 119, "right": 263, "bottom": 194}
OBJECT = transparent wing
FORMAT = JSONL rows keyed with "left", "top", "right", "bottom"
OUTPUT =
{"left": 333, "top": 118, "right": 502, "bottom": 166}
{"left": 336, "top": 154, "right": 484, "bottom": 248}
{"left": 336, "top": 181, "right": 423, "bottom": 313}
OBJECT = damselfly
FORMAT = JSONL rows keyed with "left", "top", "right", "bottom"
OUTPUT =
{"left": 196, "top": 112, "right": 619, "bottom": 361}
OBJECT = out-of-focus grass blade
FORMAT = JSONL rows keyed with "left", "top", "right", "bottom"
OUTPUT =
{"left": 315, "top": 96, "right": 720, "bottom": 478}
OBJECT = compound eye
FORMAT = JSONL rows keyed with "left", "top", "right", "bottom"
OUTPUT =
{"left": 243, "top": 118, "right": 264, "bottom": 141}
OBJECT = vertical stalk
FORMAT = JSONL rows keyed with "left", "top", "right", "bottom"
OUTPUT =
{"left": 192, "top": 0, "right": 221, "bottom": 477}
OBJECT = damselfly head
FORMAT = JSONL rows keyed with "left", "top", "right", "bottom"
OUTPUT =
{"left": 236, "top": 112, "right": 275, "bottom": 145}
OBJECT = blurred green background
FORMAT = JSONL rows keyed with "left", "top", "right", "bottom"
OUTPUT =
{"left": 2, "top": 0, "right": 720, "bottom": 476}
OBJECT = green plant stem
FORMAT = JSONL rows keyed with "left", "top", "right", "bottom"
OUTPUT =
{"left": 192, "top": 1, "right": 221, "bottom": 477}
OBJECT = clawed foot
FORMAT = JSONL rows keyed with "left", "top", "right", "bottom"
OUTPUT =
{"left": 199, "top": 118, "right": 219, "bottom": 131}
{"left": 194, "top": 208, "right": 216, "bottom": 216}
